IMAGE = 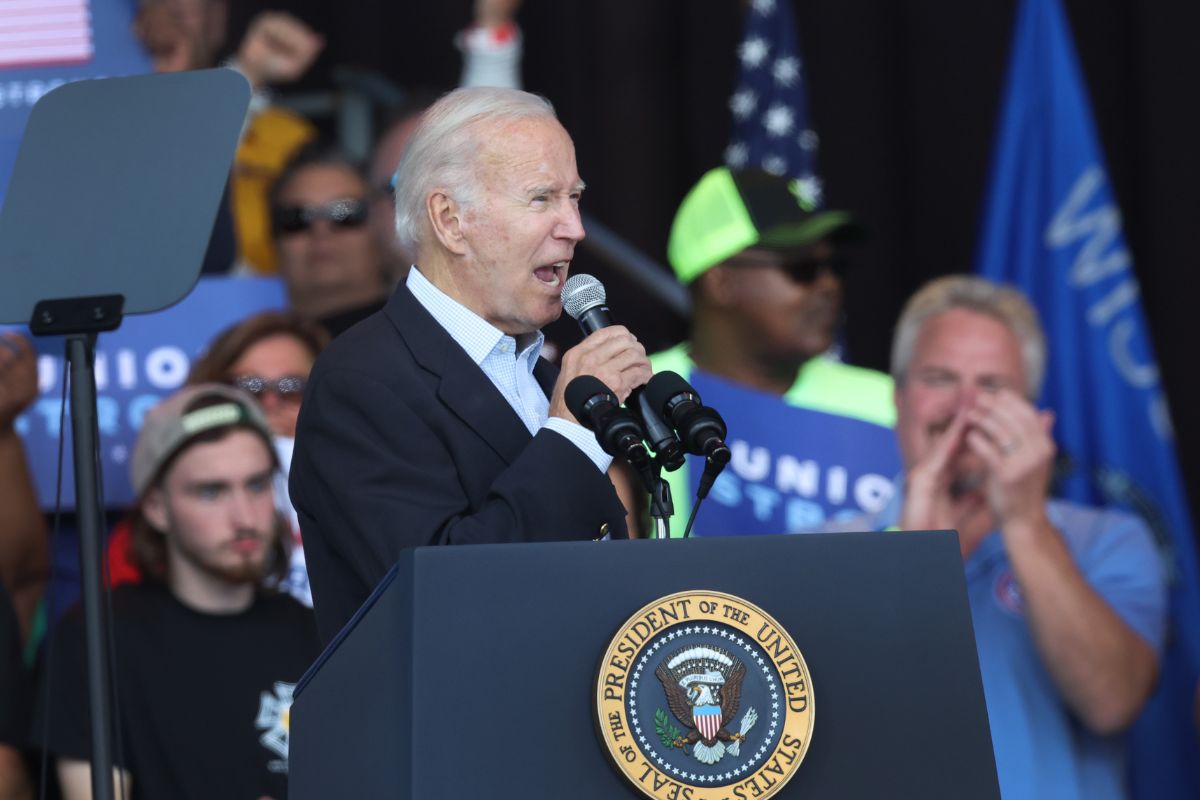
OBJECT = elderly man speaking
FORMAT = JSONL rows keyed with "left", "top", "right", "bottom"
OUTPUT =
{"left": 290, "top": 87, "right": 651, "bottom": 641}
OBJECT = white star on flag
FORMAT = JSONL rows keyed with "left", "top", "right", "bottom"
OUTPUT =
{"left": 730, "top": 89, "right": 758, "bottom": 120}
{"left": 763, "top": 103, "right": 795, "bottom": 137}
{"left": 762, "top": 155, "right": 788, "bottom": 175}
{"left": 793, "top": 174, "right": 824, "bottom": 207}
{"left": 773, "top": 56, "right": 800, "bottom": 87}
{"left": 725, "top": 0, "right": 827, "bottom": 208}
{"left": 725, "top": 142, "right": 750, "bottom": 168}
{"left": 739, "top": 37, "right": 770, "bottom": 69}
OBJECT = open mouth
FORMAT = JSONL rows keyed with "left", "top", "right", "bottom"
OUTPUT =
{"left": 534, "top": 261, "right": 568, "bottom": 288}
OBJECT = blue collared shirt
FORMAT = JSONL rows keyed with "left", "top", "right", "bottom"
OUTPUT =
{"left": 829, "top": 486, "right": 1166, "bottom": 800}
{"left": 406, "top": 267, "right": 611, "bottom": 473}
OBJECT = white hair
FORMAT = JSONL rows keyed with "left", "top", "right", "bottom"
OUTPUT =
{"left": 891, "top": 274, "right": 1046, "bottom": 398}
{"left": 391, "top": 86, "right": 558, "bottom": 253}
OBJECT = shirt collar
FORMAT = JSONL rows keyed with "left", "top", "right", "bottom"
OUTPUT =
{"left": 406, "top": 266, "right": 544, "bottom": 368}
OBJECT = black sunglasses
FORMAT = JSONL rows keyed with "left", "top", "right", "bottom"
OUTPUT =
{"left": 725, "top": 253, "right": 848, "bottom": 284}
{"left": 275, "top": 198, "right": 368, "bottom": 235}
{"left": 233, "top": 375, "right": 307, "bottom": 401}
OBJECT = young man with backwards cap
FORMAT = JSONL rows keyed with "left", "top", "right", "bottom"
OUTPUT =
{"left": 38, "top": 385, "right": 320, "bottom": 800}
{"left": 619, "top": 167, "right": 896, "bottom": 535}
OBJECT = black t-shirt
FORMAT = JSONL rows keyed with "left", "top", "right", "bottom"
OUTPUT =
{"left": 38, "top": 583, "right": 321, "bottom": 800}
{"left": 0, "top": 583, "right": 29, "bottom": 749}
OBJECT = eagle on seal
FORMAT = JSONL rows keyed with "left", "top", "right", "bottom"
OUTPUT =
{"left": 655, "top": 645, "right": 757, "bottom": 765}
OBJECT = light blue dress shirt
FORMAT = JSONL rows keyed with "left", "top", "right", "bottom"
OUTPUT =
{"left": 406, "top": 267, "right": 612, "bottom": 473}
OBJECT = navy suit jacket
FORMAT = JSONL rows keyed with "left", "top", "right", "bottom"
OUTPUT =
{"left": 290, "top": 283, "right": 629, "bottom": 642}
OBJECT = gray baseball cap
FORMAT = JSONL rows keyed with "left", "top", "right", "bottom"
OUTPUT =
{"left": 130, "top": 383, "right": 275, "bottom": 497}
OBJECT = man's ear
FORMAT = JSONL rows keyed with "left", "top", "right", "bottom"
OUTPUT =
{"left": 141, "top": 487, "right": 170, "bottom": 533}
{"left": 697, "top": 265, "right": 736, "bottom": 309}
{"left": 426, "top": 191, "right": 469, "bottom": 256}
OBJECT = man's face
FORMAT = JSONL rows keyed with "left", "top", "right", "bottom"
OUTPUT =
{"left": 228, "top": 333, "right": 314, "bottom": 439}
{"left": 144, "top": 429, "right": 278, "bottom": 585}
{"left": 135, "top": 0, "right": 224, "bottom": 73}
{"left": 894, "top": 308, "right": 1029, "bottom": 494}
{"left": 714, "top": 241, "right": 843, "bottom": 364}
{"left": 275, "top": 163, "right": 382, "bottom": 310}
{"left": 454, "top": 116, "right": 585, "bottom": 336}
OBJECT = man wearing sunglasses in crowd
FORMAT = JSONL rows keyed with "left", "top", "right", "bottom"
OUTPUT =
{"left": 268, "top": 145, "right": 391, "bottom": 338}
{"left": 613, "top": 167, "right": 897, "bottom": 536}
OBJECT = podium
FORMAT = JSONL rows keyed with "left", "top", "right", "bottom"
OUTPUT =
{"left": 290, "top": 532, "right": 999, "bottom": 799}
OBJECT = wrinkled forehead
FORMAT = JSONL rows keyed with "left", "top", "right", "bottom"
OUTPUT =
{"left": 474, "top": 116, "right": 580, "bottom": 183}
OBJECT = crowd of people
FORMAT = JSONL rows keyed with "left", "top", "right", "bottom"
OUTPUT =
{"left": 0, "top": 1, "right": 1194, "bottom": 799}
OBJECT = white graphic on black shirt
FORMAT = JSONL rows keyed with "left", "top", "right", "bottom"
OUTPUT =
{"left": 255, "top": 681, "right": 295, "bottom": 773}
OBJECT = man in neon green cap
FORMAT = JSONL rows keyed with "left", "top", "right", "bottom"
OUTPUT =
{"left": 616, "top": 166, "right": 897, "bottom": 536}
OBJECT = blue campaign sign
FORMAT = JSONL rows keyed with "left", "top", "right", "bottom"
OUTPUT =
{"left": 11, "top": 276, "right": 288, "bottom": 510}
{"left": 0, "top": 0, "right": 150, "bottom": 199}
{"left": 685, "top": 370, "right": 902, "bottom": 537}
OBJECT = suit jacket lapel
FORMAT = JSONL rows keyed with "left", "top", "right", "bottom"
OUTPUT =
{"left": 384, "top": 283, "right": 536, "bottom": 465}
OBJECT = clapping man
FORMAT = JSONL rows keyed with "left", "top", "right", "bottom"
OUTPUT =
{"left": 873, "top": 275, "right": 1165, "bottom": 800}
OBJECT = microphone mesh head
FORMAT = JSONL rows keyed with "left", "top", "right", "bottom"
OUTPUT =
{"left": 561, "top": 274, "right": 606, "bottom": 321}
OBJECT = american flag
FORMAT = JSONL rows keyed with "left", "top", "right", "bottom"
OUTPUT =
{"left": 725, "top": 0, "right": 823, "bottom": 210}
{"left": 0, "top": 0, "right": 93, "bottom": 70}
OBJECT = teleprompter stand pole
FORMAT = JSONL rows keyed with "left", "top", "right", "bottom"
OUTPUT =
{"left": 33, "top": 295, "right": 124, "bottom": 800}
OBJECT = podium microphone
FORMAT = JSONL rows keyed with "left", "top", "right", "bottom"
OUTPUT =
{"left": 644, "top": 371, "right": 731, "bottom": 470}
{"left": 644, "top": 371, "right": 732, "bottom": 539}
{"left": 560, "top": 274, "right": 685, "bottom": 472}
{"left": 564, "top": 375, "right": 652, "bottom": 473}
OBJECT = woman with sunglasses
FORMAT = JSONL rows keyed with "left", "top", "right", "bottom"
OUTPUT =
{"left": 188, "top": 311, "right": 328, "bottom": 439}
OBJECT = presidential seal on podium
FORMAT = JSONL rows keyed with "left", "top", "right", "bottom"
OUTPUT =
{"left": 596, "top": 590, "right": 815, "bottom": 800}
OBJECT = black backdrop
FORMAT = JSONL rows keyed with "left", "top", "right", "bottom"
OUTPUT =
{"left": 226, "top": 0, "right": 1200, "bottom": 524}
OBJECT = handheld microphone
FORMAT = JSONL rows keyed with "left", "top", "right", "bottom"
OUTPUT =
{"left": 561, "top": 274, "right": 685, "bottom": 471}
{"left": 644, "top": 371, "right": 731, "bottom": 502}
{"left": 564, "top": 375, "right": 651, "bottom": 472}
{"left": 560, "top": 273, "right": 612, "bottom": 336}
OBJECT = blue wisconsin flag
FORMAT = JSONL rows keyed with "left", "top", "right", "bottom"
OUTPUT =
{"left": 725, "top": 0, "right": 823, "bottom": 209}
{"left": 975, "top": 0, "right": 1200, "bottom": 796}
